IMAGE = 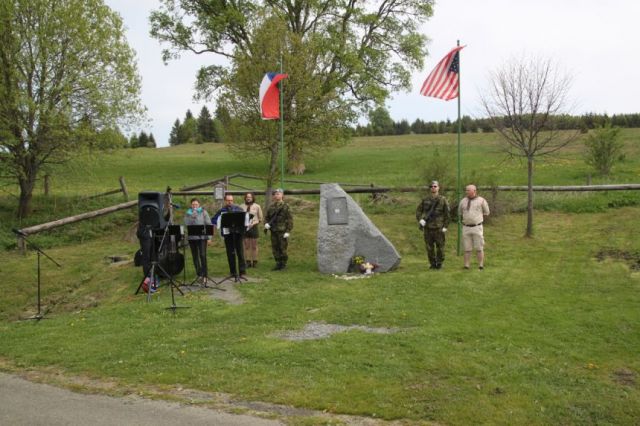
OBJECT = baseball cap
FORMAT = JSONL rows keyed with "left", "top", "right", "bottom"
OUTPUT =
{"left": 274, "top": 188, "right": 284, "bottom": 193}
{"left": 430, "top": 180, "right": 439, "bottom": 187}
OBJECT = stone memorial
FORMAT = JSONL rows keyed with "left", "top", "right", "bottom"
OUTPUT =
{"left": 317, "top": 183, "right": 401, "bottom": 273}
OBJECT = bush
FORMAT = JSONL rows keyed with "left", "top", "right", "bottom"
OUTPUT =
{"left": 584, "top": 124, "right": 624, "bottom": 175}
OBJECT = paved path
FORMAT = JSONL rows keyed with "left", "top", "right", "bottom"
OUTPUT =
{"left": 0, "top": 372, "right": 281, "bottom": 426}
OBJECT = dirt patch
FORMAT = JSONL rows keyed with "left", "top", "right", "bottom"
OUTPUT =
{"left": 595, "top": 249, "right": 640, "bottom": 271}
{"left": 274, "top": 322, "right": 400, "bottom": 341}
{"left": 612, "top": 368, "right": 636, "bottom": 386}
{"left": 180, "top": 276, "right": 264, "bottom": 305}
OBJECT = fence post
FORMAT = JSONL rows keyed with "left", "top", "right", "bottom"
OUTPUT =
{"left": 17, "top": 235, "right": 26, "bottom": 254}
{"left": 44, "top": 174, "right": 50, "bottom": 196}
{"left": 119, "top": 176, "right": 129, "bottom": 201}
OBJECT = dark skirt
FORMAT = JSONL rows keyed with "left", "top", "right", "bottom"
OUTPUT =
{"left": 245, "top": 225, "right": 259, "bottom": 239}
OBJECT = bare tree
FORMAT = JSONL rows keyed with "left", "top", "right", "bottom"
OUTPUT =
{"left": 481, "top": 56, "right": 579, "bottom": 237}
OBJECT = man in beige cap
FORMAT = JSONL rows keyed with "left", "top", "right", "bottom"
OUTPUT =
{"left": 459, "top": 184, "right": 490, "bottom": 270}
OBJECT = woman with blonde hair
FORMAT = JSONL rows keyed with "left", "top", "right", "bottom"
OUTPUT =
{"left": 241, "top": 192, "right": 263, "bottom": 267}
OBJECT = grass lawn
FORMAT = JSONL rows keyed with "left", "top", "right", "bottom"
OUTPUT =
{"left": 1, "top": 132, "right": 640, "bottom": 424}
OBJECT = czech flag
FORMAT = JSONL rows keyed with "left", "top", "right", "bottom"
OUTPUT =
{"left": 259, "top": 73, "right": 288, "bottom": 120}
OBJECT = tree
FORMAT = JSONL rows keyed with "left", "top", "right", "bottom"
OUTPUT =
{"left": 0, "top": 0, "right": 144, "bottom": 217}
{"left": 584, "top": 123, "right": 624, "bottom": 176}
{"left": 150, "top": 1, "right": 434, "bottom": 177}
{"left": 197, "top": 106, "right": 216, "bottom": 143}
{"left": 147, "top": 133, "right": 157, "bottom": 148}
{"left": 128, "top": 134, "right": 139, "bottom": 149}
{"left": 481, "top": 56, "right": 579, "bottom": 237}
{"left": 181, "top": 113, "right": 201, "bottom": 144}
{"left": 138, "top": 131, "right": 149, "bottom": 148}
{"left": 168, "top": 119, "right": 182, "bottom": 146}
{"left": 368, "top": 107, "right": 394, "bottom": 136}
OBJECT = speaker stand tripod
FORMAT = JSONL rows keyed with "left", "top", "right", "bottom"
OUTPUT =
{"left": 17, "top": 232, "right": 62, "bottom": 321}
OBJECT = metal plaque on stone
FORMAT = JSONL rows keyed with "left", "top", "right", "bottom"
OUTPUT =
{"left": 327, "top": 197, "right": 348, "bottom": 225}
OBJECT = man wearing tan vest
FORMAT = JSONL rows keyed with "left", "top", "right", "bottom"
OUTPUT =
{"left": 458, "top": 184, "right": 490, "bottom": 270}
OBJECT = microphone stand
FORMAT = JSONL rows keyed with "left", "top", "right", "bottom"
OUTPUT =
{"left": 14, "top": 231, "right": 62, "bottom": 321}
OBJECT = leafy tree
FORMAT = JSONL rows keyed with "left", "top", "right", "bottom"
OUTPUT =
{"left": 584, "top": 124, "right": 624, "bottom": 176}
{"left": 94, "top": 127, "right": 129, "bottom": 150}
{"left": 481, "top": 56, "right": 579, "bottom": 237}
{"left": 128, "top": 134, "right": 139, "bottom": 149}
{"left": 0, "top": 0, "right": 144, "bottom": 217}
{"left": 369, "top": 107, "right": 395, "bottom": 136}
{"left": 150, "top": 0, "right": 434, "bottom": 178}
{"left": 181, "top": 115, "right": 201, "bottom": 144}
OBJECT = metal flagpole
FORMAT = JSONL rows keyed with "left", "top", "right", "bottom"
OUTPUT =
{"left": 279, "top": 55, "right": 285, "bottom": 190}
{"left": 456, "top": 39, "right": 462, "bottom": 256}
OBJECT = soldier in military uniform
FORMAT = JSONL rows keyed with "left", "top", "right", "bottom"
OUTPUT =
{"left": 416, "top": 180, "right": 450, "bottom": 269}
{"left": 264, "top": 188, "right": 293, "bottom": 270}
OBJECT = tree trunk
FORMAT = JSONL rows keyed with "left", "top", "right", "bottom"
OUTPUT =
{"left": 18, "top": 169, "right": 38, "bottom": 219}
{"left": 526, "top": 156, "right": 534, "bottom": 237}
{"left": 287, "top": 143, "right": 306, "bottom": 175}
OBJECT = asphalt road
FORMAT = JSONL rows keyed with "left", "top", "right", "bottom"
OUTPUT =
{"left": 0, "top": 372, "right": 282, "bottom": 426}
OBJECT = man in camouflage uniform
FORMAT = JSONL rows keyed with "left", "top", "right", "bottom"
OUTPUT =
{"left": 264, "top": 188, "right": 293, "bottom": 270}
{"left": 416, "top": 180, "right": 450, "bottom": 269}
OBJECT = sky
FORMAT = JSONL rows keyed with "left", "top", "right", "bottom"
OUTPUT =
{"left": 105, "top": 0, "right": 640, "bottom": 147}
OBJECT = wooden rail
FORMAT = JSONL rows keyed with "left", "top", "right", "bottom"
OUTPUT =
{"left": 173, "top": 184, "right": 640, "bottom": 196}
{"left": 16, "top": 200, "right": 137, "bottom": 252}
{"left": 15, "top": 177, "right": 640, "bottom": 253}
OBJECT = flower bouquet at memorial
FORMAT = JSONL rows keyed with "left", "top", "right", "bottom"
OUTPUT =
{"left": 349, "top": 255, "right": 379, "bottom": 275}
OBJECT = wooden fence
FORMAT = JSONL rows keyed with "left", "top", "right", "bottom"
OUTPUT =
{"left": 14, "top": 173, "right": 640, "bottom": 253}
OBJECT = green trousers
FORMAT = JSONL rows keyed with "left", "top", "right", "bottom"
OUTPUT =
{"left": 270, "top": 231, "right": 289, "bottom": 264}
{"left": 424, "top": 228, "right": 446, "bottom": 266}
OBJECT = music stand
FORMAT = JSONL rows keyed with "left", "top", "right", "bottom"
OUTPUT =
{"left": 17, "top": 232, "right": 62, "bottom": 321}
{"left": 186, "top": 224, "right": 219, "bottom": 288}
{"left": 218, "top": 212, "right": 248, "bottom": 284}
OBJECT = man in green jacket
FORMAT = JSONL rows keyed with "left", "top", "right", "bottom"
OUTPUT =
{"left": 416, "top": 180, "right": 450, "bottom": 269}
{"left": 264, "top": 188, "right": 293, "bottom": 270}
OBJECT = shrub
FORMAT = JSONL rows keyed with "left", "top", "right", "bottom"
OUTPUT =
{"left": 584, "top": 124, "right": 624, "bottom": 175}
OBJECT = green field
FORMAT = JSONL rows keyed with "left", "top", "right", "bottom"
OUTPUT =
{"left": 1, "top": 132, "right": 640, "bottom": 424}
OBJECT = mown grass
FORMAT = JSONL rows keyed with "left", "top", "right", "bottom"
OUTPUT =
{"left": 1, "top": 131, "right": 640, "bottom": 424}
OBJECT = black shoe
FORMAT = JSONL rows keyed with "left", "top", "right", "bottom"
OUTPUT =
{"left": 272, "top": 263, "right": 282, "bottom": 271}
{"left": 463, "top": 266, "right": 470, "bottom": 270}
{"left": 436, "top": 263, "right": 442, "bottom": 269}
{"left": 279, "top": 263, "right": 287, "bottom": 271}
{"left": 479, "top": 266, "right": 484, "bottom": 270}
{"left": 429, "top": 263, "right": 437, "bottom": 269}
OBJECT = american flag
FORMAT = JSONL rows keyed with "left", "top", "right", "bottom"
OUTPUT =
{"left": 420, "top": 46, "right": 465, "bottom": 101}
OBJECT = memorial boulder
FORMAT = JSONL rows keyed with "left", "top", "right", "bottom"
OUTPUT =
{"left": 317, "top": 184, "right": 401, "bottom": 274}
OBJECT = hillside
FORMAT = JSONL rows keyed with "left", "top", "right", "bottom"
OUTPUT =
{"left": 1, "top": 132, "right": 639, "bottom": 424}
